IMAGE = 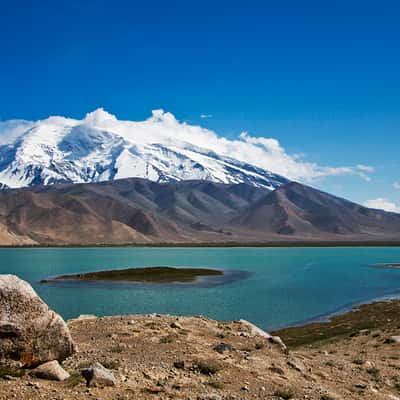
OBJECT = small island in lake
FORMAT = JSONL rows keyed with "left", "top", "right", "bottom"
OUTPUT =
{"left": 370, "top": 263, "right": 400, "bottom": 269}
{"left": 41, "top": 266, "right": 223, "bottom": 284}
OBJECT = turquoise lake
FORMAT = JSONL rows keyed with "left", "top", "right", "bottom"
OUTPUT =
{"left": 2, "top": 246, "right": 400, "bottom": 330}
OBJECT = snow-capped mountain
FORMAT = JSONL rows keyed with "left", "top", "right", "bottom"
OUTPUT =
{"left": 0, "top": 109, "right": 289, "bottom": 190}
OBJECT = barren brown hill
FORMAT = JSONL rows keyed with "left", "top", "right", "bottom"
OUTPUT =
{"left": 235, "top": 181, "right": 400, "bottom": 239}
{"left": 0, "top": 178, "right": 399, "bottom": 245}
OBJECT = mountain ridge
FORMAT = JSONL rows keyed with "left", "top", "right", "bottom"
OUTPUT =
{"left": 0, "top": 178, "right": 399, "bottom": 246}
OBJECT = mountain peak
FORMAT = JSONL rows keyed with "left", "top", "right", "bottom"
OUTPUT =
{"left": 0, "top": 109, "right": 289, "bottom": 190}
{"left": 83, "top": 108, "right": 117, "bottom": 126}
{"left": 150, "top": 109, "right": 178, "bottom": 125}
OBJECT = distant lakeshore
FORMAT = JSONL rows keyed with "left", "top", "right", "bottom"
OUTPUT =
{"left": 273, "top": 297, "right": 400, "bottom": 348}
{"left": 1, "top": 240, "right": 400, "bottom": 248}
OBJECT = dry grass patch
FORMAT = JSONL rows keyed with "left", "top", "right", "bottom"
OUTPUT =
{"left": 194, "top": 359, "right": 223, "bottom": 375}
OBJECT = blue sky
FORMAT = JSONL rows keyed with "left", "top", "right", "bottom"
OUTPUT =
{"left": 0, "top": 0, "right": 399, "bottom": 208}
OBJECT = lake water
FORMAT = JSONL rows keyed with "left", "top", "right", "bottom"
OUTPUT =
{"left": 2, "top": 246, "right": 400, "bottom": 330}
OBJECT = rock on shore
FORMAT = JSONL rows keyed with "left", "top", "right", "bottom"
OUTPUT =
{"left": 0, "top": 275, "right": 76, "bottom": 368}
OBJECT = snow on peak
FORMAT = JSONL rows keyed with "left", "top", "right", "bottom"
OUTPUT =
{"left": 0, "top": 108, "right": 295, "bottom": 190}
{"left": 83, "top": 108, "right": 117, "bottom": 127}
{"left": 150, "top": 109, "right": 178, "bottom": 125}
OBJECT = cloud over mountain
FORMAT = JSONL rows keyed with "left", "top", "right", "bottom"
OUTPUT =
{"left": 0, "top": 108, "right": 373, "bottom": 189}
{"left": 364, "top": 198, "right": 400, "bottom": 213}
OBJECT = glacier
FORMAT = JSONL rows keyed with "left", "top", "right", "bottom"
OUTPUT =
{"left": 0, "top": 108, "right": 289, "bottom": 190}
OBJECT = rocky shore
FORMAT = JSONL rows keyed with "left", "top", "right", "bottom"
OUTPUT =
{"left": 2, "top": 276, "right": 400, "bottom": 399}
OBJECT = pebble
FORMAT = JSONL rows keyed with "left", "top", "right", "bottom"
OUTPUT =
{"left": 30, "top": 360, "right": 70, "bottom": 381}
{"left": 320, "top": 391, "right": 343, "bottom": 400}
{"left": 26, "top": 382, "right": 41, "bottom": 389}
{"left": 199, "top": 394, "right": 222, "bottom": 400}
{"left": 81, "top": 362, "right": 116, "bottom": 387}
{"left": 269, "top": 335, "right": 287, "bottom": 352}
{"left": 364, "top": 360, "right": 374, "bottom": 368}
{"left": 173, "top": 360, "right": 185, "bottom": 369}
{"left": 2, "top": 375, "right": 16, "bottom": 381}
{"left": 170, "top": 321, "right": 183, "bottom": 329}
{"left": 385, "top": 336, "right": 400, "bottom": 344}
{"left": 213, "top": 342, "right": 234, "bottom": 354}
{"left": 354, "top": 383, "right": 367, "bottom": 389}
{"left": 287, "top": 358, "right": 306, "bottom": 373}
{"left": 269, "top": 365, "right": 285, "bottom": 375}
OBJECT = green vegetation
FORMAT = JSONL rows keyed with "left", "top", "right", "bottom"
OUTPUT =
{"left": 0, "top": 365, "right": 25, "bottom": 378}
{"left": 273, "top": 300, "right": 400, "bottom": 349}
{"left": 255, "top": 341, "right": 265, "bottom": 350}
{"left": 42, "top": 266, "right": 223, "bottom": 284}
{"left": 159, "top": 334, "right": 178, "bottom": 344}
{"left": 194, "top": 359, "right": 222, "bottom": 375}
{"left": 207, "top": 379, "right": 225, "bottom": 389}
{"left": 63, "top": 371, "right": 84, "bottom": 388}
{"left": 366, "top": 366, "right": 381, "bottom": 381}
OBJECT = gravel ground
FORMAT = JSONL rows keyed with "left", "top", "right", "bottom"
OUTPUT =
{"left": 2, "top": 309, "right": 400, "bottom": 399}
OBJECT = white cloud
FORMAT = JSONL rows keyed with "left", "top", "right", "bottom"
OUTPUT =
{"left": 0, "top": 120, "right": 34, "bottom": 145}
{"left": 224, "top": 131, "right": 373, "bottom": 182}
{"left": 364, "top": 198, "right": 400, "bottom": 213}
{"left": 0, "top": 108, "right": 375, "bottom": 183}
{"left": 393, "top": 182, "right": 400, "bottom": 190}
{"left": 357, "top": 165, "right": 375, "bottom": 173}
{"left": 200, "top": 114, "right": 213, "bottom": 119}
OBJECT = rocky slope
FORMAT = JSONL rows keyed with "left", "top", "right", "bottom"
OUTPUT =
{"left": 0, "top": 178, "right": 400, "bottom": 245}
{"left": 236, "top": 181, "right": 400, "bottom": 237}
{"left": 2, "top": 311, "right": 400, "bottom": 399}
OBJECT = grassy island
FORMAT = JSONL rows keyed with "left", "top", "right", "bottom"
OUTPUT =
{"left": 41, "top": 266, "right": 223, "bottom": 284}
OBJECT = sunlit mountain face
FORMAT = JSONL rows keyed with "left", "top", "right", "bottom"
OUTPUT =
{"left": 0, "top": 108, "right": 289, "bottom": 190}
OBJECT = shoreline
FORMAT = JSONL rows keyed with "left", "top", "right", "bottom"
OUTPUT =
{"left": 269, "top": 291, "right": 400, "bottom": 332}
{"left": 1, "top": 240, "right": 400, "bottom": 248}
{"left": 272, "top": 297, "right": 400, "bottom": 348}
